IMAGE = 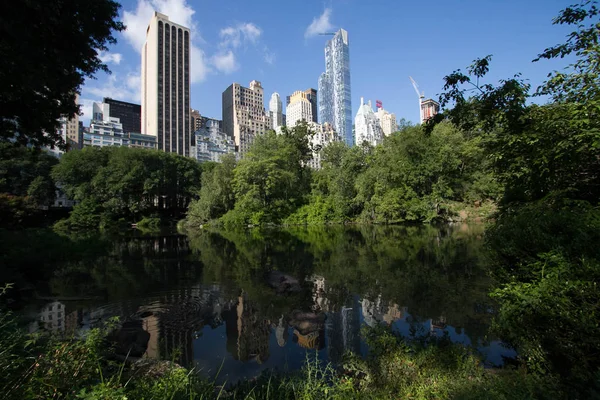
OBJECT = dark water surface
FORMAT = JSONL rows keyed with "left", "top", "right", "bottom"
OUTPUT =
{"left": 23, "top": 224, "right": 514, "bottom": 384}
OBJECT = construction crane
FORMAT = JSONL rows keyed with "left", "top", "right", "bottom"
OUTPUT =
{"left": 318, "top": 32, "right": 336, "bottom": 36}
{"left": 409, "top": 76, "right": 425, "bottom": 124}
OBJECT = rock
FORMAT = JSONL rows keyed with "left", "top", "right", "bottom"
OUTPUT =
{"left": 267, "top": 271, "right": 301, "bottom": 294}
{"left": 289, "top": 310, "right": 326, "bottom": 335}
{"left": 130, "top": 359, "right": 184, "bottom": 379}
{"left": 108, "top": 320, "right": 150, "bottom": 358}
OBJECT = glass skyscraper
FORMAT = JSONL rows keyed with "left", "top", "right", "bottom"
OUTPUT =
{"left": 318, "top": 29, "right": 352, "bottom": 146}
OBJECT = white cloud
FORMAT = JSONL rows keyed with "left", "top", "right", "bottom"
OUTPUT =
{"left": 98, "top": 51, "right": 123, "bottom": 65}
{"left": 122, "top": 0, "right": 209, "bottom": 83}
{"left": 218, "top": 22, "right": 273, "bottom": 68}
{"left": 79, "top": 98, "right": 95, "bottom": 123}
{"left": 191, "top": 45, "right": 210, "bottom": 82}
{"left": 211, "top": 51, "right": 238, "bottom": 74}
{"left": 219, "top": 22, "right": 262, "bottom": 48}
{"left": 239, "top": 23, "right": 262, "bottom": 44}
{"left": 122, "top": 0, "right": 197, "bottom": 51}
{"left": 305, "top": 8, "right": 335, "bottom": 38}
{"left": 85, "top": 69, "right": 141, "bottom": 104}
{"left": 263, "top": 46, "right": 275, "bottom": 65}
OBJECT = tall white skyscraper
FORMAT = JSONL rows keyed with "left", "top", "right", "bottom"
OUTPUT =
{"left": 318, "top": 29, "right": 352, "bottom": 146}
{"left": 355, "top": 98, "right": 383, "bottom": 147}
{"left": 141, "top": 12, "right": 191, "bottom": 156}
{"left": 269, "top": 92, "right": 283, "bottom": 129}
{"left": 286, "top": 90, "right": 313, "bottom": 127}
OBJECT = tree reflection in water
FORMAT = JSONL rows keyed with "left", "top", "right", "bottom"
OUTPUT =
{"left": 29, "top": 224, "right": 508, "bottom": 382}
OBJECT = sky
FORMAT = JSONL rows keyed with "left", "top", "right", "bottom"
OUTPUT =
{"left": 80, "top": 0, "right": 576, "bottom": 126}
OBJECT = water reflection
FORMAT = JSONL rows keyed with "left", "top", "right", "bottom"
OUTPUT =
{"left": 27, "top": 224, "right": 514, "bottom": 382}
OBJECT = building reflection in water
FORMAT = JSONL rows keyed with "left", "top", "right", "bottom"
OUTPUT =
{"left": 223, "top": 293, "right": 271, "bottom": 363}
{"left": 29, "top": 276, "right": 469, "bottom": 373}
{"left": 361, "top": 295, "right": 406, "bottom": 328}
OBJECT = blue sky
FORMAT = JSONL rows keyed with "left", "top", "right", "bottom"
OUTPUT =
{"left": 81, "top": 0, "right": 575, "bottom": 126}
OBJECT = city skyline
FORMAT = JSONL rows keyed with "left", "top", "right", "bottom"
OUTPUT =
{"left": 78, "top": 0, "right": 573, "bottom": 127}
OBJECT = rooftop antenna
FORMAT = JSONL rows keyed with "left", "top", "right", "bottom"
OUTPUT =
{"left": 409, "top": 76, "right": 425, "bottom": 124}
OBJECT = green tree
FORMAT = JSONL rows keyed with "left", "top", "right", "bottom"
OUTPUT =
{"left": 52, "top": 147, "right": 202, "bottom": 229}
{"left": 221, "top": 123, "right": 314, "bottom": 226}
{"left": 0, "top": 0, "right": 124, "bottom": 149}
{"left": 187, "top": 154, "right": 237, "bottom": 226}
{"left": 0, "top": 143, "right": 58, "bottom": 227}
{"left": 0, "top": 142, "right": 57, "bottom": 205}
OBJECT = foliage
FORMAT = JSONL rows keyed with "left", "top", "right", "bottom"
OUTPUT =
{"left": 225, "top": 125, "right": 313, "bottom": 226}
{"left": 534, "top": 0, "right": 600, "bottom": 103}
{"left": 0, "top": 194, "right": 42, "bottom": 228}
{"left": 0, "top": 142, "right": 59, "bottom": 220}
{"left": 487, "top": 197, "right": 600, "bottom": 269}
{"left": 283, "top": 123, "right": 499, "bottom": 225}
{"left": 186, "top": 123, "right": 316, "bottom": 227}
{"left": 0, "top": 0, "right": 124, "bottom": 149}
{"left": 186, "top": 120, "right": 496, "bottom": 228}
{"left": 343, "top": 326, "right": 560, "bottom": 400}
{"left": 135, "top": 215, "right": 162, "bottom": 232}
{"left": 491, "top": 253, "right": 600, "bottom": 395}
{"left": 52, "top": 147, "right": 203, "bottom": 230}
{"left": 186, "top": 154, "right": 236, "bottom": 227}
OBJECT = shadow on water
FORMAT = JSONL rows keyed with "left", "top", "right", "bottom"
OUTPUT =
{"left": 18, "top": 224, "right": 515, "bottom": 384}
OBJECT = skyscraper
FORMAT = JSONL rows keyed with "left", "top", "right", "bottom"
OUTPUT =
{"left": 141, "top": 12, "right": 191, "bottom": 156}
{"left": 421, "top": 99, "right": 440, "bottom": 121}
{"left": 318, "top": 29, "right": 352, "bottom": 146}
{"left": 190, "top": 109, "right": 202, "bottom": 132}
{"left": 355, "top": 98, "right": 383, "bottom": 146}
{"left": 222, "top": 80, "right": 271, "bottom": 155}
{"left": 286, "top": 90, "right": 313, "bottom": 127}
{"left": 268, "top": 92, "right": 283, "bottom": 129}
{"left": 287, "top": 89, "right": 318, "bottom": 123}
{"left": 103, "top": 98, "right": 141, "bottom": 133}
{"left": 64, "top": 95, "right": 81, "bottom": 150}
{"left": 374, "top": 106, "right": 398, "bottom": 136}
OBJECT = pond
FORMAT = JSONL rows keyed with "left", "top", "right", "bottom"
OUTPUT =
{"left": 22, "top": 224, "right": 514, "bottom": 384}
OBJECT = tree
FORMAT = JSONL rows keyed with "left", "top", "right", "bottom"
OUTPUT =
{"left": 187, "top": 155, "right": 237, "bottom": 226}
{"left": 219, "top": 123, "right": 315, "bottom": 226}
{"left": 0, "top": 0, "right": 124, "bottom": 149}
{"left": 52, "top": 147, "right": 203, "bottom": 229}
{"left": 434, "top": 9, "right": 600, "bottom": 206}
{"left": 0, "top": 142, "right": 57, "bottom": 205}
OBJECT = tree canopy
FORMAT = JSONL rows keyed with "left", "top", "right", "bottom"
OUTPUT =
{"left": 52, "top": 147, "right": 203, "bottom": 230}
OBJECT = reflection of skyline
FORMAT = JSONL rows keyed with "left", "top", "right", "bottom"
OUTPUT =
{"left": 31, "top": 273, "right": 496, "bottom": 374}
{"left": 361, "top": 296, "right": 406, "bottom": 328}
{"left": 223, "top": 293, "right": 271, "bottom": 363}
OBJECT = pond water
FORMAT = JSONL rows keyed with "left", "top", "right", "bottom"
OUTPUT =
{"left": 23, "top": 224, "right": 514, "bottom": 384}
